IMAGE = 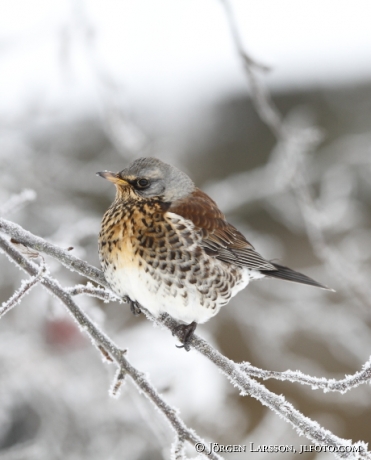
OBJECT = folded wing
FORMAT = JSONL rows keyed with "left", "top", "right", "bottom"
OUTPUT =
{"left": 169, "top": 188, "right": 330, "bottom": 290}
{"left": 169, "top": 188, "right": 276, "bottom": 271}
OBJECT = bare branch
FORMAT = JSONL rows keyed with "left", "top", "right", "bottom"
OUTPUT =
{"left": 219, "top": 0, "right": 283, "bottom": 137}
{"left": 171, "top": 437, "right": 186, "bottom": 460}
{"left": 0, "top": 256, "right": 46, "bottom": 318}
{"left": 0, "top": 217, "right": 107, "bottom": 287}
{"left": 158, "top": 314, "right": 370, "bottom": 459}
{"left": 240, "top": 359, "right": 371, "bottom": 394}
{"left": 66, "top": 283, "right": 120, "bottom": 303}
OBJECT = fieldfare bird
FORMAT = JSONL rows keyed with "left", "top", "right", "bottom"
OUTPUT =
{"left": 98, "top": 158, "right": 328, "bottom": 349}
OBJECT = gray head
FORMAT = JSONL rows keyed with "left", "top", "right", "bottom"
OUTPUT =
{"left": 97, "top": 157, "right": 195, "bottom": 202}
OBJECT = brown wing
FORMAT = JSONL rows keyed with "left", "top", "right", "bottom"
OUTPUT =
{"left": 168, "top": 188, "right": 275, "bottom": 271}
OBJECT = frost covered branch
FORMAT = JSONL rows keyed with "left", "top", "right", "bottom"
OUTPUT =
{"left": 159, "top": 314, "right": 370, "bottom": 459}
{"left": 0, "top": 232, "right": 223, "bottom": 460}
{"left": 171, "top": 437, "right": 186, "bottom": 460}
{"left": 0, "top": 217, "right": 107, "bottom": 287}
{"left": 240, "top": 359, "right": 371, "bottom": 394}
{"left": 0, "top": 255, "right": 46, "bottom": 318}
{"left": 1, "top": 217, "right": 370, "bottom": 458}
{"left": 66, "top": 283, "right": 120, "bottom": 303}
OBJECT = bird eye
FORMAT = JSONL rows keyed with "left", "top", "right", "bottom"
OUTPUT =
{"left": 136, "top": 178, "right": 150, "bottom": 189}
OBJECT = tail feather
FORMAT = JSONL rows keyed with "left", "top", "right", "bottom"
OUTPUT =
{"left": 261, "top": 263, "right": 333, "bottom": 291}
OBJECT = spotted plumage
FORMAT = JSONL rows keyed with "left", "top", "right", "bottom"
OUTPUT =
{"left": 98, "top": 158, "right": 329, "bottom": 348}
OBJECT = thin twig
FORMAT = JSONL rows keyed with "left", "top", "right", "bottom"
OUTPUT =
{"left": 219, "top": 0, "right": 283, "bottom": 138}
{"left": 158, "top": 314, "right": 370, "bottom": 459}
{"left": 240, "top": 359, "right": 371, "bottom": 394}
{"left": 0, "top": 256, "right": 46, "bottom": 318}
{"left": 66, "top": 283, "right": 120, "bottom": 302}
{"left": 110, "top": 366, "right": 127, "bottom": 399}
{"left": 171, "top": 437, "right": 186, "bottom": 460}
{"left": 0, "top": 217, "right": 107, "bottom": 287}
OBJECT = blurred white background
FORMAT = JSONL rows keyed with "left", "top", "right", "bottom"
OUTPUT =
{"left": 2, "top": 0, "right": 371, "bottom": 138}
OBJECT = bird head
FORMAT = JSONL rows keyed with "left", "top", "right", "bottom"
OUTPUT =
{"left": 97, "top": 157, "right": 195, "bottom": 203}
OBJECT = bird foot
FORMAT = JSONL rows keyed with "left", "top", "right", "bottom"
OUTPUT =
{"left": 173, "top": 321, "right": 197, "bottom": 352}
{"left": 123, "top": 296, "right": 141, "bottom": 316}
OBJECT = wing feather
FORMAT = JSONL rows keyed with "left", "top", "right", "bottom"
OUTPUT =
{"left": 168, "top": 188, "right": 276, "bottom": 271}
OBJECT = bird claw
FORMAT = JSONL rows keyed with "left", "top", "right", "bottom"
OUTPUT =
{"left": 123, "top": 296, "right": 142, "bottom": 316}
{"left": 173, "top": 321, "right": 197, "bottom": 352}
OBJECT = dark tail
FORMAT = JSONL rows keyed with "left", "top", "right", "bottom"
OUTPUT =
{"left": 261, "top": 263, "right": 333, "bottom": 291}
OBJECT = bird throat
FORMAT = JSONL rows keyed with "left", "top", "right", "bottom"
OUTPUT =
{"left": 99, "top": 198, "right": 168, "bottom": 262}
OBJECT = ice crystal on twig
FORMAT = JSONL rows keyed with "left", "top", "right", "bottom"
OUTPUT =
{"left": 0, "top": 249, "right": 46, "bottom": 318}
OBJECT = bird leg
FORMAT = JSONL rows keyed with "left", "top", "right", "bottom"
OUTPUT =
{"left": 123, "top": 296, "right": 141, "bottom": 316}
{"left": 174, "top": 321, "right": 197, "bottom": 352}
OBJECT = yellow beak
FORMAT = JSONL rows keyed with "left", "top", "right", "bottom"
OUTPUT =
{"left": 96, "top": 171, "right": 128, "bottom": 185}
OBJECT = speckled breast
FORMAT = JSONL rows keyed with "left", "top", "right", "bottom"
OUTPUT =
{"left": 98, "top": 199, "right": 248, "bottom": 324}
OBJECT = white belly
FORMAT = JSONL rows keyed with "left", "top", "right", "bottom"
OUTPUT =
{"left": 104, "top": 262, "right": 263, "bottom": 324}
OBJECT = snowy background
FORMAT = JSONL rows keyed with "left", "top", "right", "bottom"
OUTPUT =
{"left": 1, "top": 0, "right": 371, "bottom": 458}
